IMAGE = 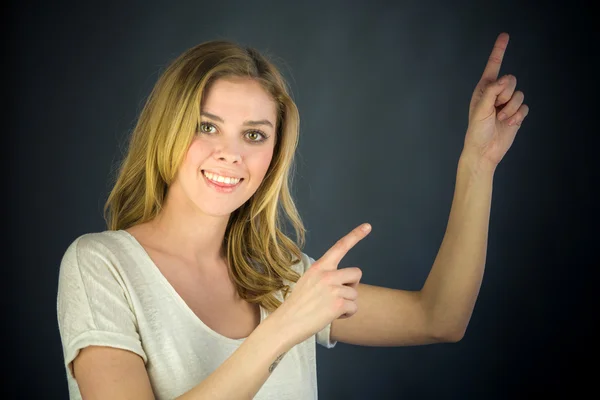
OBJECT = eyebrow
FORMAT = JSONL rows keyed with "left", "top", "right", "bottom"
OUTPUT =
{"left": 201, "top": 112, "right": 274, "bottom": 129}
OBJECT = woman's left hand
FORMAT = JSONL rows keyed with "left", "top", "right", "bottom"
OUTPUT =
{"left": 463, "top": 32, "right": 530, "bottom": 169}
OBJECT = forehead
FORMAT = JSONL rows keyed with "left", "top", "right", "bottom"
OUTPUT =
{"left": 201, "top": 77, "right": 277, "bottom": 121}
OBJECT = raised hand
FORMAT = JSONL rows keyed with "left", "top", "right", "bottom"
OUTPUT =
{"left": 464, "top": 32, "right": 530, "bottom": 168}
{"left": 270, "top": 223, "right": 371, "bottom": 346}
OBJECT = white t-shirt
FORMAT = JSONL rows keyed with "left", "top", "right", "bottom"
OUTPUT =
{"left": 56, "top": 229, "right": 337, "bottom": 399}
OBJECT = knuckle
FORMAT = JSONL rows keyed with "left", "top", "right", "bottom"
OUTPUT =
{"left": 306, "top": 265, "right": 322, "bottom": 280}
{"left": 330, "top": 285, "right": 339, "bottom": 296}
{"left": 335, "top": 238, "right": 347, "bottom": 251}
{"left": 353, "top": 267, "right": 363, "bottom": 280}
{"left": 321, "top": 270, "right": 337, "bottom": 285}
{"left": 333, "top": 297, "right": 345, "bottom": 311}
{"left": 332, "top": 286, "right": 344, "bottom": 298}
{"left": 488, "top": 55, "right": 502, "bottom": 64}
{"left": 349, "top": 288, "right": 358, "bottom": 300}
{"left": 307, "top": 262, "right": 323, "bottom": 275}
{"left": 497, "top": 93, "right": 511, "bottom": 103}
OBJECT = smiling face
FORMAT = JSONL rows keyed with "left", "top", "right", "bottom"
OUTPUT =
{"left": 169, "top": 77, "right": 278, "bottom": 217}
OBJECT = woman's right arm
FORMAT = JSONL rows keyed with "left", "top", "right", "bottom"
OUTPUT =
{"left": 176, "top": 315, "right": 294, "bottom": 399}
{"left": 72, "top": 224, "right": 369, "bottom": 399}
{"left": 73, "top": 314, "right": 295, "bottom": 400}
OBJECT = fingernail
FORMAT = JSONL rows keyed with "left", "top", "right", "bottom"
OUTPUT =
{"left": 508, "top": 119, "right": 515, "bottom": 126}
{"left": 498, "top": 77, "right": 506, "bottom": 85}
{"left": 498, "top": 112, "right": 507, "bottom": 121}
{"left": 361, "top": 223, "right": 371, "bottom": 233}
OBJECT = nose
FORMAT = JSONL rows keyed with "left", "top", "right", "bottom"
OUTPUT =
{"left": 213, "top": 139, "right": 242, "bottom": 164}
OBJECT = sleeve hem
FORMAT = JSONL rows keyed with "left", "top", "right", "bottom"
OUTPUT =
{"left": 317, "top": 322, "right": 338, "bottom": 349}
{"left": 65, "top": 330, "right": 148, "bottom": 375}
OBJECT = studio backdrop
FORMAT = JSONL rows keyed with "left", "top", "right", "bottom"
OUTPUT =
{"left": 8, "top": 0, "right": 595, "bottom": 398}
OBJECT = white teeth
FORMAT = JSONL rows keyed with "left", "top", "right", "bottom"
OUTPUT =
{"left": 203, "top": 171, "right": 240, "bottom": 185}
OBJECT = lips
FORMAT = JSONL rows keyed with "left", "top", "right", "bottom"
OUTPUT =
{"left": 202, "top": 169, "right": 244, "bottom": 181}
{"left": 202, "top": 170, "right": 243, "bottom": 193}
{"left": 201, "top": 170, "right": 243, "bottom": 186}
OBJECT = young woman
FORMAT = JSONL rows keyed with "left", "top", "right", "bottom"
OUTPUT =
{"left": 57, "top": 32, "right": 528, "bottom": 399}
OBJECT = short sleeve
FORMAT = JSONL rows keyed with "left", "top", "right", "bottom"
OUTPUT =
{"left": 56, "top": 235, "right": 147, "bottom": 378}
{"left": 303, "top": 254, "right": 338, "bottom": 349}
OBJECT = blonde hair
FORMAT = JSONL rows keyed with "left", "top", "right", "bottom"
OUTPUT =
{"left": 103, "top": 40, "right": 306, "bottom": 312}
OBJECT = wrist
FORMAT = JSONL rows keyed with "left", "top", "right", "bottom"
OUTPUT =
{"left": 257, "top": 311, "right": 296, "bottom": 354}
{"left": 458, "top": 150, "right": 497, "bottom": 179}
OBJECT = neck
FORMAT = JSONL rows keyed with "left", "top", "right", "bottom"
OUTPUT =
{"left": 147, "top": 188, "right": 231, "bottom": 268}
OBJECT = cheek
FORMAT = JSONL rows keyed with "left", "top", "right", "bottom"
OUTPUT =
{"left": 249, "top": 148, "right": 275, "bottom": 179}
{"left": 184, "top": 139, "right": 210, "bottom": 167}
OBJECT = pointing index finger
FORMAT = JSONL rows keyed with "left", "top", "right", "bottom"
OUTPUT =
{"left": 481, "top": 32, "right": 509, "bottom": 83}
{"left": 318, "top": 223, "right": 371, "bottom": 269}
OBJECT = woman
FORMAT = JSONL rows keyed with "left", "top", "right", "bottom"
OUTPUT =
{"left": 57, "top": 32, "right": 528, "bottom": 399}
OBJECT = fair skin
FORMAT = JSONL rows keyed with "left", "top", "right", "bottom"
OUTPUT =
{"left": 329, "top": 32, "right": 529, "bottom": 345}
{"left": 72, "top": 32, "right": 529, "bottom": 399}
{"left": 125, "top": 78, "right": 278, "bottom": 339}
{"left": 129, "top": 76, "right": 277, "bottom": 271}
{"left": 73, "top": 77, "right": 281, "bottom": 398}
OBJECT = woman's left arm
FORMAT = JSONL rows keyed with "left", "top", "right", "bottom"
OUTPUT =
{"left": 331, "top": 32, "right": 529, "bottom": 346}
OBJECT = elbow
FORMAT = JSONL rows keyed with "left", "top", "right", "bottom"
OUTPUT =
{"left": 443, "top": 328, "right": 466, "bottom": 343}
{"left": 431, "top": 324, "right": 467, "bottom": 343}
{"left": 421, "top": 300, "right": 470, "bottom": 343}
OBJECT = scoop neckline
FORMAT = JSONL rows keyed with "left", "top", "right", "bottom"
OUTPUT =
{"left": 115, "top": 229, "right": 266, "bottom": 344}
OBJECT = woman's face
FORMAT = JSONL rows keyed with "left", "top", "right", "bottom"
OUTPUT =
{"left": 171, "top": 77, "right": 278, "bottom": 217}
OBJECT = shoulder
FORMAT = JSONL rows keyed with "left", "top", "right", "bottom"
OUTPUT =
{"left": 57, "top": 230, "right": 142, "bottom": 311}
{"left": 67, "top": 229, "right": 129, "bottom": 249}
{"left": 59, "top": 230, "right": 133, "bottom": 272}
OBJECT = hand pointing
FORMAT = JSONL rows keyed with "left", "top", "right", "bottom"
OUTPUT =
{"left": 270, "top": 223, "right": 371, "bottom": 346}
{"left": 464, "top": 32, "right": 530, "bottom": 167}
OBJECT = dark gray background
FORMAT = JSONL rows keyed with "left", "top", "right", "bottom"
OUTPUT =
{"left": 7, "top": 0, "right": 596, "bottom": 398}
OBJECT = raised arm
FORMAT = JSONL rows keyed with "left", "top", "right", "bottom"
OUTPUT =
{"left": 330, "top": 32, "right": 530, "bottom": 346}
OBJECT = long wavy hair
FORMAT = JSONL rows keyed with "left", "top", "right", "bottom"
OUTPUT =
{"left": 103, "top": 40, "right": 306, "bottom": 313}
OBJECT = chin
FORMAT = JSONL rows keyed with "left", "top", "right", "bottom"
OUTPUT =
{"left": 195, "top": 200, "right": 247, "bottom": 217}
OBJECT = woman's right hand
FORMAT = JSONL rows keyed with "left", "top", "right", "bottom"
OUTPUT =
{"left": 270, "top": 223, "right": 372, "bottom": 346}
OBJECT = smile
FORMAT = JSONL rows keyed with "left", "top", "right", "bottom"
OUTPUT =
{"left": 202, "top": 170, "right": 244, "bottom": 193}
